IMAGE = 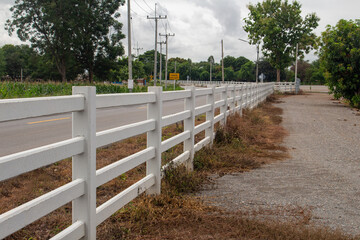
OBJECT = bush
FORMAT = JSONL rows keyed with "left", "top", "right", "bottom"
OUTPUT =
{"left": 320, "top": 19, "right": 360, "bottom": 107}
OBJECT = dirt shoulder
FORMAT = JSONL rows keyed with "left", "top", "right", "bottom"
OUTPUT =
{"left": 199, "top": 93, "right": 360, "bottom": 236}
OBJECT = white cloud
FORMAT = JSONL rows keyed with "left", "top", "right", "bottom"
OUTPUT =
{"left": 2, "top": 0, "right": 360, "bottom": 63}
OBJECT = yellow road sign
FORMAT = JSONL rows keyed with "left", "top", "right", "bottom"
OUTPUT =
{"left": 169, "top": 73, "right": 180, "bottom": 80}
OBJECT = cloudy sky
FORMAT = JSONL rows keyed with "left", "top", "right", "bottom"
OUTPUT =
{"left": 1, "top": 0, "right": 360, "bottom": 63}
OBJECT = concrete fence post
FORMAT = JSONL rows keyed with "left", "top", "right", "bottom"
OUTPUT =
{"left": 206, "top": 86, "right": 215, "bottom": 146}
{"left": 72, "top": 86, "right": 97, "bottom": 240}
{"left": 184, "top": 86, "right": 195, "bottom": 171}
{"left": 146, "top": 87, "right": 162, "bottom": 195}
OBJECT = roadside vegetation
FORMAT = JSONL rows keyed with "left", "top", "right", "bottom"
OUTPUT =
{"left": 320, "top": 19, "right": 360, "bottom": 108}
{"left": 0, "top": 81, "right": 183, "bottom": 99}
{"left": 1, "top": 95, "right": 356, "bottom": 239}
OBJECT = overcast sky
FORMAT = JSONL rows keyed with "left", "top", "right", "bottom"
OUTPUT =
{"left": 1, "top": 0, "right": 360, "bottom": 63}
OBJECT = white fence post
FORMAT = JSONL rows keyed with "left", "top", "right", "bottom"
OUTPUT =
{"left": 184, "top": 86, "right": 195, "bottom": 171}
{"left": 238, "top": 85, "right": 243, "bottom": 116}
{"left": 146, "top": 86, "right": 162, "bottom": 195}
{"left": 220, "top": 85, "right": 228, "bottom": 126}
{"left": 230, "top": 85, "right": 236, "bottom": 114}
{"left": 72, "top": 86, "right": 96, "bottom": 240}
{"left": 246, "top": 83, "right": 250, "bottom": 108}
{"left": 206, "top": 86, "right": 215, "bottom": 146}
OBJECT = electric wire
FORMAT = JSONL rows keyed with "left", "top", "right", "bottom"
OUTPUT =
{"left": 142, "top": 0, "right": 154, "bottom": 12}
{"left": 133, "top": 0, "right": 151, "bottom": 15}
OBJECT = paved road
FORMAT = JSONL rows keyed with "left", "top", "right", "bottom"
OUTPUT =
{"left": 200, "top": 93, "right": 360, "bottom": 235}
{"left": 0, "top": 96, "right": 208, "bottom": 157}
{"left": 301, "top": 85, "right": 329, "bottom": 93}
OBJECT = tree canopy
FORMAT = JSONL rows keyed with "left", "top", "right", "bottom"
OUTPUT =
{"left": 320, "top": 19, "right": 360, "bottom": 107}
{"left": 6, "top": 0, "right": 125, "bottom": 82}
{"left": 244, "top": 0, "right": 319, "bottom": 82}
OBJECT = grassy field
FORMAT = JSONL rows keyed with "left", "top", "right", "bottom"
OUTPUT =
{"left": 1, "top": 95, "right": 356, "bottom": 239}
{"left": 0, "top": 81, "right": 183, "bottom": 99}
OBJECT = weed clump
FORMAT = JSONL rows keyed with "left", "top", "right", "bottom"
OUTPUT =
{"left": 162, "top": 165, "right": 207, "bottom": 195}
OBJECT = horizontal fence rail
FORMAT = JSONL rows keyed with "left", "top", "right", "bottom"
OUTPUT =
{"left": 178, "top": 80, "right": 300, "bottom": 94}
{"left": 0, "top": 82, "right": 275, "bottom": 239}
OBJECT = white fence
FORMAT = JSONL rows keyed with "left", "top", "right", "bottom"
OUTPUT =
{"left": 0, "top": 83, "right": 274, "bottom": 239}
{"left": 274, "top": 82, "right": 296, "bottom": 92}
{"left": 179, "top": 80, "right": 300, "bottom": 93}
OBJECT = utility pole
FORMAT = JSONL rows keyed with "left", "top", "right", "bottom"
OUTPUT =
{"left": 221, "top": 39, "right": 224, "bottom": 83}
{"left": 239, "top": 38, "right": 260, "bottom": 83}
{"left": 133, "top": 41, "right": 143, "bottom": 58}
{"left": 127, "top": 0, "right": 133, "bottom": 91}
{"left": 147, "top": 3, "right": 167, "bottom": 86}
{"left": 160, "top": 27, "right": 175, "bottom": 88}
{"left": 209, "top": 56, "right": 214, "bottom": 82}
{"left": 256, "top": 44, "right": 259, "bottom": 84}
{"left": 158, "top": 39, "right": 166, "bottom": 84}
{"left": 295, "top": 43, "right": 298, "bottom": 83}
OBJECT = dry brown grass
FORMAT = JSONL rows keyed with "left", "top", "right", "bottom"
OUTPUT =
{"left": 1, "top": 94, "right": 357, "bottom": 240}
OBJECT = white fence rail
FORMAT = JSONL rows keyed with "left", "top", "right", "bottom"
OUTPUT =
{"left": 0, "top": 83, "right": 274, "bottom": 239}
{"left": 274, "top": 82, "right": 297, "bottom": 92}
{"left": 179, "top": 80, "right": 300, "bottom": 93}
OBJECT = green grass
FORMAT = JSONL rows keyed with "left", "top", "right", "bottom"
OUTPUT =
{"left": 0, "top": 81, "right": 183, "bottom": 99}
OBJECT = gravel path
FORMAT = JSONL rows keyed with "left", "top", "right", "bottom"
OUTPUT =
{"left": 199, "top": 93, "right": 360, "bottom": 235}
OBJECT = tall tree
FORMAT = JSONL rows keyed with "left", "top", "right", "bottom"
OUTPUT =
{"left": 0, "top": 49, "right": 5, "bottom": 78}
{"left": 320, "top": 19, "right": 360, "bottom": 107}
{"left": 70, "top": 0, "right": 125, "bottom": 82}
{"left": 244, "top": 0, "right": 319, "bottom": 82}
{"left": 238, "top": 61, "right": 255, "bottom": 82}
{"left": 290, "top": 60, "right": 311, "bottom": 82}
{"left": 6, "top": 0, "right": 76, "bottom": 82}
{"left": 257, "top": 58, "right": 286, "bottom": 82}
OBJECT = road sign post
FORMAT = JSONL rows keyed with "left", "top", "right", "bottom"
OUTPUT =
{"left": 169, "top": 73, "right": 179, "bottom": 90}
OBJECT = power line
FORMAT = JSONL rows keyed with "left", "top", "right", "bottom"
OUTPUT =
{"left": 160, "top": 19, "right": 166, "bottom": 31}
{"left": 147, "top": 3, "right": 167, "bottom": 85}
{"left": 131, "top": 18, "right": 136, "bottom": 49}
{"left": 156, "top": 2, "right": 173, "bottom": 34}
{"left": 166, "top": 19, "right": 173, "bottom": 33}
{"left": 142, "top": 0, "right": 154, "bottom": 12}
{"left": 133, "top": 0, "right": 151, "bottom": 14}
{"left": 131, "top": 9, "right": 146, "bottom": 18}
{"left": 149, "top": 20, "right": 155, "bottom": 31}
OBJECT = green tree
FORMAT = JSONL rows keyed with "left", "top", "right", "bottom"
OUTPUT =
{"left": 238, "top": 61, "right": 255, "bottom": 82}
{"left": 0, "top": 49, "right": 5, "bottom": 78}
{"left": 139, "top": 50, "right": 165, "bottom": 78}
{"left": 1, "top": 44, "right": 36, "bottom": 80}
{"left": 70, "top": 0, "right": 125, "bottom": 83}
{"left": 290, "top": 60, "right": 311, "bottom": 82}
{"left": 224, "top": 67, "right": 235, "bottom": 81}
{"left": 200, "top": 70, "right": 210, "bottom": 81}
{"left": 257, "top": 59, "right": 285, "bottom": 82}
{"left": 113, "top": 57, "right": 145, "bottom": 81}
{"left": 6, "top": 0, "right": 77, "bottom": 82}
{"left": 305, "top": 60, "right": 325, "bottom": 85}
{"left": 223, "top": 56, "right": 236, "bottom": 70}
{"left": 320, "top": 19, "right": 360, "bottom": 107}
{"left": 244, "top": 0, "right": 319, "bottom": 82}
{"left": 235, "top": 56, "right": 250, "bottom": 72}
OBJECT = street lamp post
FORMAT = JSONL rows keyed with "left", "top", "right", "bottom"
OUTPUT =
{"left": 239, "top": 38, "right": 259, "bottom": 83}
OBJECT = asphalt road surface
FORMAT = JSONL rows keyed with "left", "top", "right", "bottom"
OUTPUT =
{"left": 0, "top": 96, "right": 209, "bottom": 157}
{"left": 199, "top": 93, "right": 360, "bottom": 236}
